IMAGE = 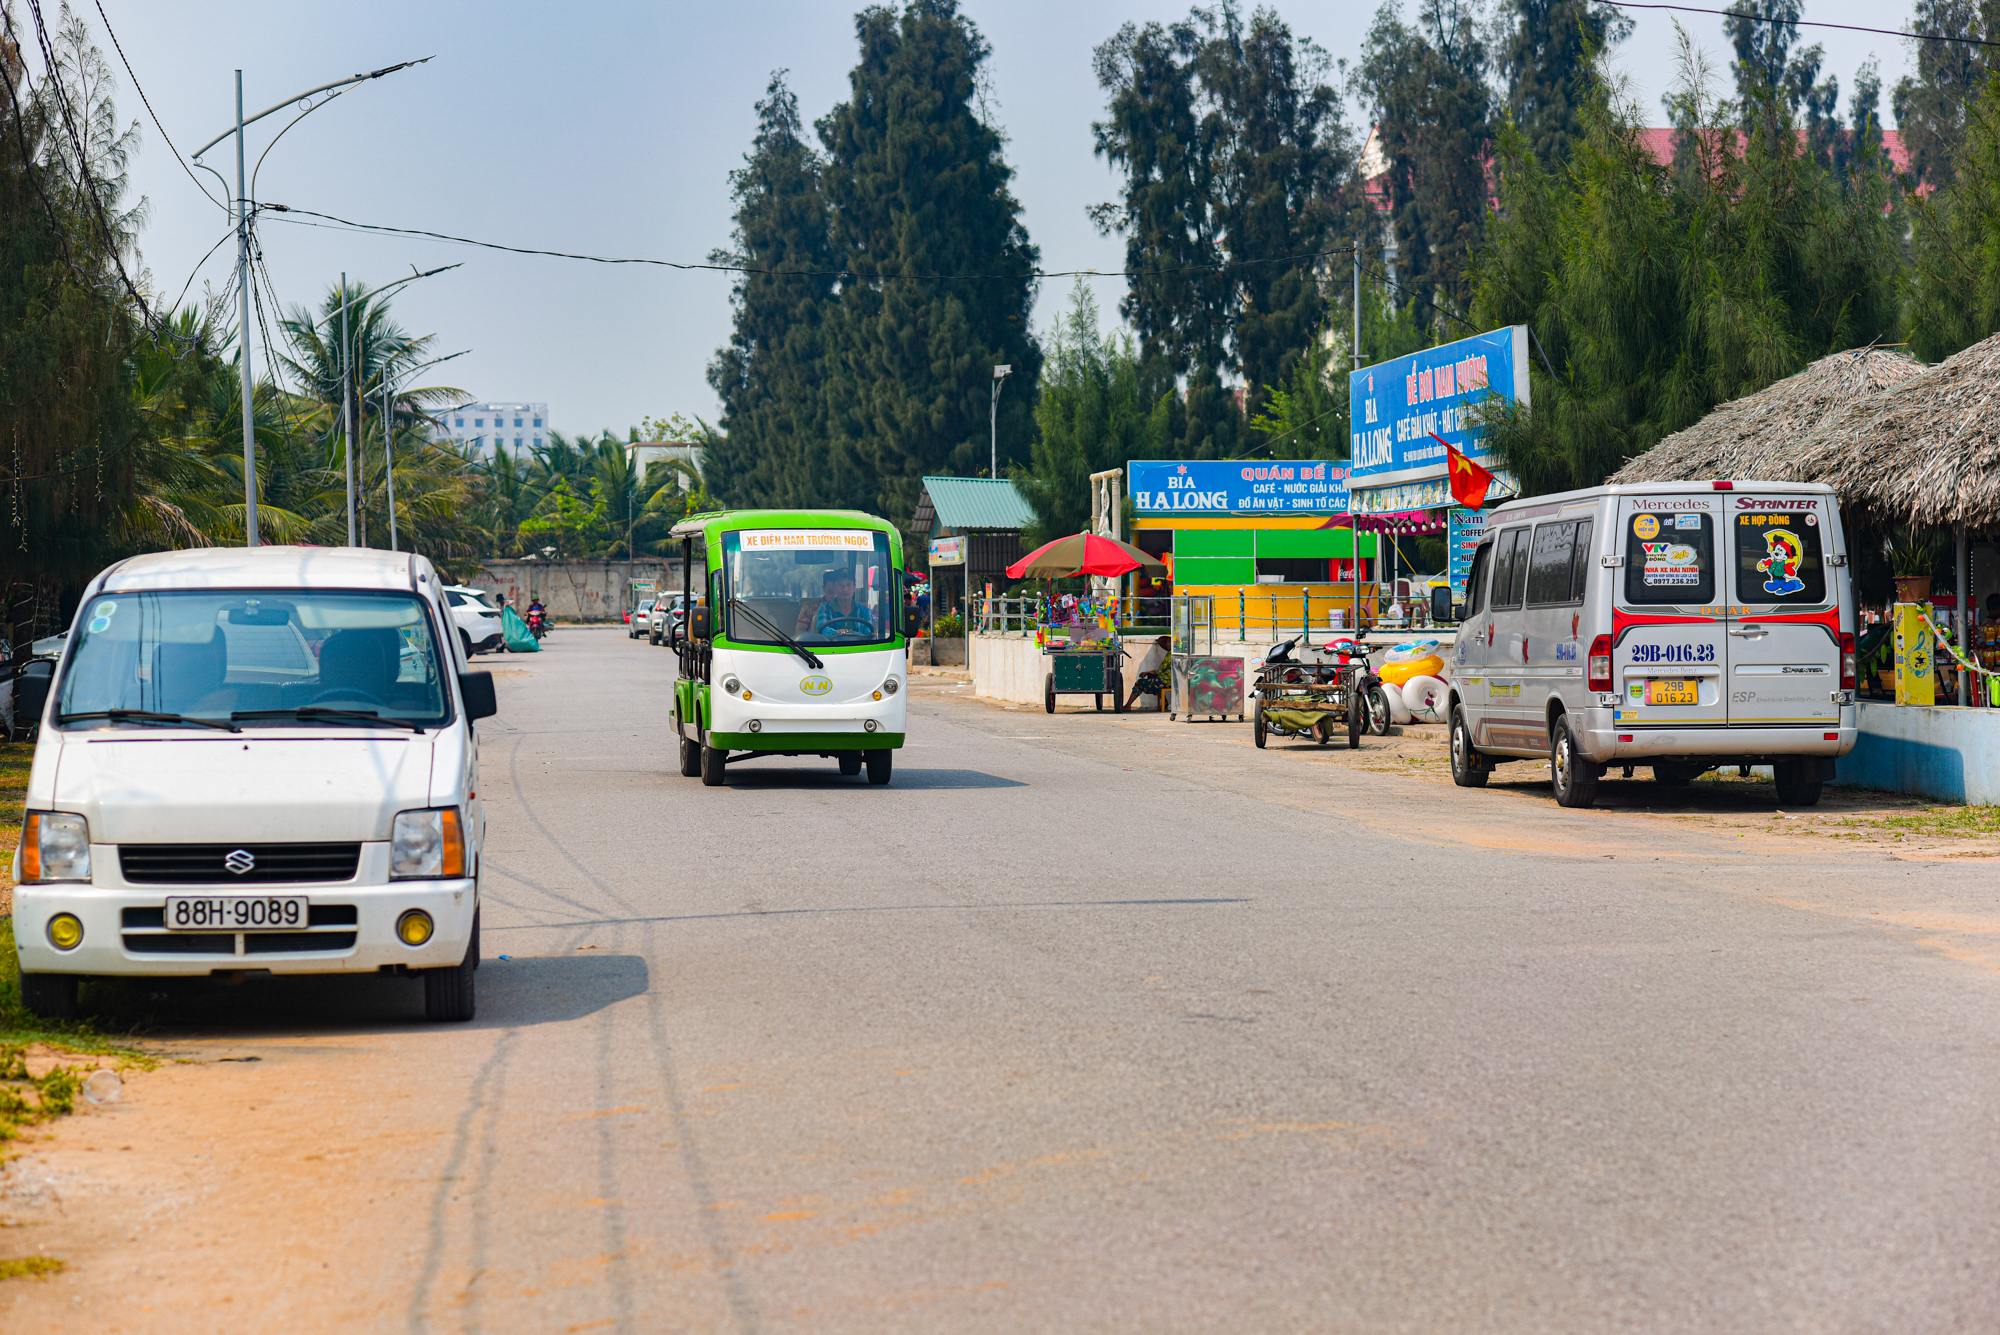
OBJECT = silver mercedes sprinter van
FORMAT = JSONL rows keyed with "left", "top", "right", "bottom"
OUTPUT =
{"left": 1447, "top": 480, "right": 1857, "bottom": 807}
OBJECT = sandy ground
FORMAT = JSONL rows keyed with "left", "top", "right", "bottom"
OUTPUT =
{"left": 4, "top": 651, "right": 1999, "bottom": 1331}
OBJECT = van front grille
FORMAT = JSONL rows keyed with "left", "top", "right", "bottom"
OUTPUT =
{"left": 118, "top": 843, "right": 361, "bottom": 885}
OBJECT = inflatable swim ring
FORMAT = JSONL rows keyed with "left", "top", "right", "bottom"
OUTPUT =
{"left": 1378, "top": 639, "right": 1445, "bottom": 687}
{"left": 1399, "top": 674, "right": 1449, "bottom": 723}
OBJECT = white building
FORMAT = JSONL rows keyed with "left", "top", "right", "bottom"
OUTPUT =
{"left": 433, "top": 401, "right": 549, "bottom": 456}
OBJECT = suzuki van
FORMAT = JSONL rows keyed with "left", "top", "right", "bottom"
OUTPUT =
{"left": 1446, "top": 481, "right": 1856, "bottom": 808}
{"left": 11, "top": 547, "right": 496, "bottom": 1021}
{"left": 670, "top": 510, "right": 906, "bottom": 786}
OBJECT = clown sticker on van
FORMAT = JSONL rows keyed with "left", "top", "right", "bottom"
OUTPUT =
{"left": 1758, "top": 527, "right": 1807, "bottom": 596}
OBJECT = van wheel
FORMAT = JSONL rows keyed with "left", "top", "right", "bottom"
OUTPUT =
{"left": 20, "top": 973, "right": 78, "bottom": 1020}
{"left": 1550, "top": 713, "right": 1601, "bottom": 808}
{"left": 679, "top": 736, "right": 701, "bottom": 777}
{"left": 838, "top": 752, "right": 863, "bottom": 776}
{"left": 1773, "top": 759, "right": 1824, "bottom": 807}
{"left": 865, "top": 750, "right": 893, "bottom": 785}
{"left": 423, "top": 916, "right": 477, "bottom": 1022}
{"left": 1450, "top": 706, "right": 1488, "bottom": 787}
{"left": 701, "top": 744, "right": 728, "bottom": 786}
{"left": 1252, "top": 700, "right": 1268, "bottom": 748}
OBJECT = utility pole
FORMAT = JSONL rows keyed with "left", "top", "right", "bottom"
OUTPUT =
{"left": 1353, "top": 241, "right": 1362, "bottom": 373}
{"left": 382, "top": 374, "right": 398, "bottom": 552}
{"left": 342, "top": 271, "right": 356, "bottom": 546}
{"left": 990, "top": 364, "right": 1012, "bottom": 479}
{"left": 235, "top": 72, "right": 257, "bottom": 547}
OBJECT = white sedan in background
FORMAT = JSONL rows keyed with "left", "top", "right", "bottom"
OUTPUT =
{"left": 443, "top": 585, "right": 505, "bottom": 656}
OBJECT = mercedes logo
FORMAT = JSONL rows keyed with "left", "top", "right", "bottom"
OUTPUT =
{"left": 224, "top": 848, "right": 256, "bottom": 875}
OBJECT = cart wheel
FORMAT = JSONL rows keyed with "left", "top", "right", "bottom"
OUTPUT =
{"left": 1111, "top": 672, "right": 1126, "bottom": 713}
{"left": 1252, "top": 700, "right": 1267, "bottom": 748}
{"left": 1313, "top": 715, "right": 1333, "bottom": 746}
{"left": 1045, "top": 673, "right": 1056, "bottom": 714}
{"left": 1347, "top": 694, "right": 1363, "bottom": 749}
{"left": 1095, "top": 693, "right": 1104, "bottom": 712}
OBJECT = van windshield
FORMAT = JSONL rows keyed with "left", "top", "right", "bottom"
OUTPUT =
{"left": 1623, "top": 511, "right": 1715, "bottom": 605}
{"left": 57, "top": 590, "right": 449, "bottom": 728}
{"left": 723, "top": 529, "right": 895, "bottom": 647}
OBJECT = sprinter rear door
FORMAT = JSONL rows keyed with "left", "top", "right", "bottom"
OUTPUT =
{"left": 1723, "top": 492, "right": 1842, "bottom": 728}
{"left": 1611, "top": 497, "right": 1729, "bottom": 730}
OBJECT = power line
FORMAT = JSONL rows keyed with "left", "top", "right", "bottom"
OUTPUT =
{"left": 1604, "top": 1, "right": 2000, "bottom": 48}
{"left": 258, "top": 203, "right": 1358, "bottom": 283}
{"left": 90, "top": 0, "right": 224, "bottom": 211}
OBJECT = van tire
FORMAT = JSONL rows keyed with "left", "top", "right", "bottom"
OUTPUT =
{"left": 679, "top": 736, "right": 701, "bottom": 777}
{"left": 866, "top": 750, "right": 893, "bottom": 785}
{"left": 701, "top": 744, "right": 728, "bottom": 786}
{"left": 1550, "top": 713, "right": 1601, "bottom": 808}
{"left": 423, "top": 917, "right": 477, "bottom": 1022}
{"left": 838, "top": 752, "right": 863, "bottom": 776}
{"left": 20, "top": 972, "right": 78, "bottom": 1020}
{"left": 1450, "top": 706, "right": 1488, "bottom": 787}
{"left": 1773, "top": 759, "right": 1824, "bottom": 807}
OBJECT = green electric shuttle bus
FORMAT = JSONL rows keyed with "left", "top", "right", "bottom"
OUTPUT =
{"left": 670, "top": 509, "right": 907, "bottom": 787}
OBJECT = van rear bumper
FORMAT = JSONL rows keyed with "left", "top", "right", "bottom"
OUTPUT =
{"left": 1576, "top": 710, "right": 1856, "bottom": 764}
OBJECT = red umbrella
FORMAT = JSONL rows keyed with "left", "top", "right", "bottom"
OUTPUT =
{"left": 1006, "top": 532, "right": 1168, "bottom": 580}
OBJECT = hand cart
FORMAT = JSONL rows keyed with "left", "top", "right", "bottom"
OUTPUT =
{"left": 1039, "top": 622, "right": 1125, "bottom": 713}
{"left": 1250, "top": 647, "right": 1369, "bottom": 750}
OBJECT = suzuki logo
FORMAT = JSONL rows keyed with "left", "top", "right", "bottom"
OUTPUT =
{"left": 799, "top": 675, "right": 833, "bottom": 696}
{"left": 224, "top": 848, "right": 256, "bottom": 875}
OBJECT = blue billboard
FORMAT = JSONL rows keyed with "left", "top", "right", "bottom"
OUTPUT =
{"left": 1347, "top": 326, "right": 1529, "bottom": 504}
{"left": 1129, "top": 459, "right": 1350, "bottom": 515}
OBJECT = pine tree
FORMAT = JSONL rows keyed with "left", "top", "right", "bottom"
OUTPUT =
{"left": 1907, "top": 76, "right": 2000, "bottom": 360}
{"left": 705, "top": 72, "right": 839, "bottom": 509}
{"left": 1495, "top": 0, "right": 1630, "bottom": 167}
{"left": 1892, "top": 0, "right": 2000, "bottom": 189}
{"left": 1358, "top": 0, "right": 1493, "bottom": 328}
{"left": 818, "top": 0, "right": 1041, "bottom": 525}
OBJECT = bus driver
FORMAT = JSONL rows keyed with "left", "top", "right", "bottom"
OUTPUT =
{"left": 796, "top": 567, "right": 874, "bottom": 639}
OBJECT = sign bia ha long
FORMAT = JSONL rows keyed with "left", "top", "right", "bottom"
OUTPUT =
{"left": 1129, "top": 460, "right": 1350, "bottom": 515}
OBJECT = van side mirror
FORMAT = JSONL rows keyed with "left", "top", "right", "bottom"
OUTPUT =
{"left": 459, "top": 671, "right": 497, "bottom": 721}
{"left": 688, "top": 603, "right": 713, "bottom": 641}
{"left": 1430, "top": 585, "right": 1455, "bottom": 624}
{"left": 16, "top": 658, "right": 54, "bottom": 725}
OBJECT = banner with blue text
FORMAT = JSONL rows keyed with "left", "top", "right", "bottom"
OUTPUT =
{"left": 1129, "top": 460, "right": 1350, "bottom": 515}
{"left": 1347, "top": 326, "right": 1529, "bottom": 501}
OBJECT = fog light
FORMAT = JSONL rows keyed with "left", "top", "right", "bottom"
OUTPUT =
{"left": 46, "top": 913, "right": 83, "bottom": 951}
{"left": 742, "top": 690, "right": 752, "bottom": 700}
{"left": 747, "top": 719, "right": 762, "bottom": 733}
{"left": 397, "top": 910, "right": 434, "bottom": 947}
{"left": 864, "top": 719, "right": 879, "bottom": 733}
{"left": 872, "top": 690, "right": 882, "bottom": 700}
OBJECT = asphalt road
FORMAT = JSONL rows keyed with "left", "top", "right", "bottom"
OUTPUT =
{"left": 11, "top": 627, "right": 2000, "bottom": 1332}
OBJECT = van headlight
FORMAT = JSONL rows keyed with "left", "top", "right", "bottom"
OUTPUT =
{"left": 390, "top": 808, "right": 466, "bottom": 879}
{"left": 22, "top": 812, "right": 91, "bottom": 882}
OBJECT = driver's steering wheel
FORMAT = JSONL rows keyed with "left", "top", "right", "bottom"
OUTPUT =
{"left": 313, "top": 689, "right": 387, "bottom": 708}
{"left": 817, "top": 616, "right": 873, "bottom": 636}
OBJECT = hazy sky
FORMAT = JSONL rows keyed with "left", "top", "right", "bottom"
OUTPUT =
{"left": 40, "top": 1, "right": 1922, "bottom": 438}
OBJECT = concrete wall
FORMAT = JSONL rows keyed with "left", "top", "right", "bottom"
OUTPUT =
{"left": 471, "top": 559, "right": 686, "bottom": 623}
{"left": 1836, "top": 701, "right": 2000, "bottom": 804}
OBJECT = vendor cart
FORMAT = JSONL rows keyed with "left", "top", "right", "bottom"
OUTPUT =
{"left": 1251, "top": 643, "right": 1366, "bottom": 749}
{"left": 1168, "top": 595, "right": 1245, "bottom": 722}
{"left": 1039, "top": 622, "right": 1124, "bottom": 713}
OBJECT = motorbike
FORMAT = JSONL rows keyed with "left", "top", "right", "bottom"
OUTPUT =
{"left": 526, "top": 608, "right": 550, "bottom": 640}
{"left": 1250, "top": 636, "right": 1377, "bottom": 750}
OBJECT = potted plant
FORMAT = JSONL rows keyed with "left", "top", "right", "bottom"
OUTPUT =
{"left": 1888, "top": 528, "right": 1940, "bottom": 604}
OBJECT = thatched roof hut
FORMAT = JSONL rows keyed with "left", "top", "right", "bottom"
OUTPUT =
{"left": 1609, "top": 347, "right": 1926, "bottom": 487}
{"left": 1790, "top": 331, "right": 2000, "bottom": 533}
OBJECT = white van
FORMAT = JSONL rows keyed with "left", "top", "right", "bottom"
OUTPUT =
{"left": 10, "top": 548, "right": 497, "bottom": 1021}
{"left": 1447, "top": 480, "right": 1856, "bottom": 808}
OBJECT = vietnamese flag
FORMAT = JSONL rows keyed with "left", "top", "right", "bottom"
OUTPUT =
{"left": 1434, "top": 432, "right": 1495, "bottom": 509}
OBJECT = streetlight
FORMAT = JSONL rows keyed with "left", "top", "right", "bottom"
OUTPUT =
{"left": 190, "top": 58, "right": 431, "bottom": 548}
{"left": 990, "top": 364, "right": 1012, "bottom": 479}
{"left": 298, "top": 265, "right": 462, "bottom": 545}
{"left": 372, "top": 349, "right": 468, "bottom": 551}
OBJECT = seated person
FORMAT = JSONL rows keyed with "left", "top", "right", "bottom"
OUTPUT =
{"left": 795, "top": 569, "right": 874, "bottom": 639}
{"left": 1123, "top": 634, "right": 1173, "bottom": 710}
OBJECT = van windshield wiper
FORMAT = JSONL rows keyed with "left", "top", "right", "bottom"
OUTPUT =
{"left": 59, "top": 709, "right": 241, "bottom": 733}
{"left": 231, "top": 707, "right": 426, "bottom": 733}
{"left": 727, "top": 598, "right": 824, "bottom": 669}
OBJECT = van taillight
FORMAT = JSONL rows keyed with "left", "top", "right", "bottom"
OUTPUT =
{"left": 1588, "top": 634, "right": 1613, "bottom": 692}
{"left": 1840, "top": 631, "right": 1856, "bottom": 690}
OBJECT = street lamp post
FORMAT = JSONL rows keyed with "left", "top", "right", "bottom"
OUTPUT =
{"left": 374, "top": 350, "right": 468, "bottom": 552}
{"left": 990, "top": 364, "right": 1012, "bottom": 480}
{"left": 191, "top": 59, "right": 430, "bottom": 549}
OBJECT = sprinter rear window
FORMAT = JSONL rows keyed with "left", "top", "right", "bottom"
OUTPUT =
{"left": 1734, "top": 512, "right": 1826, "bottom": 604}
{"left": 1623, "top": 511, "right": 1714, "bottom": 604}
